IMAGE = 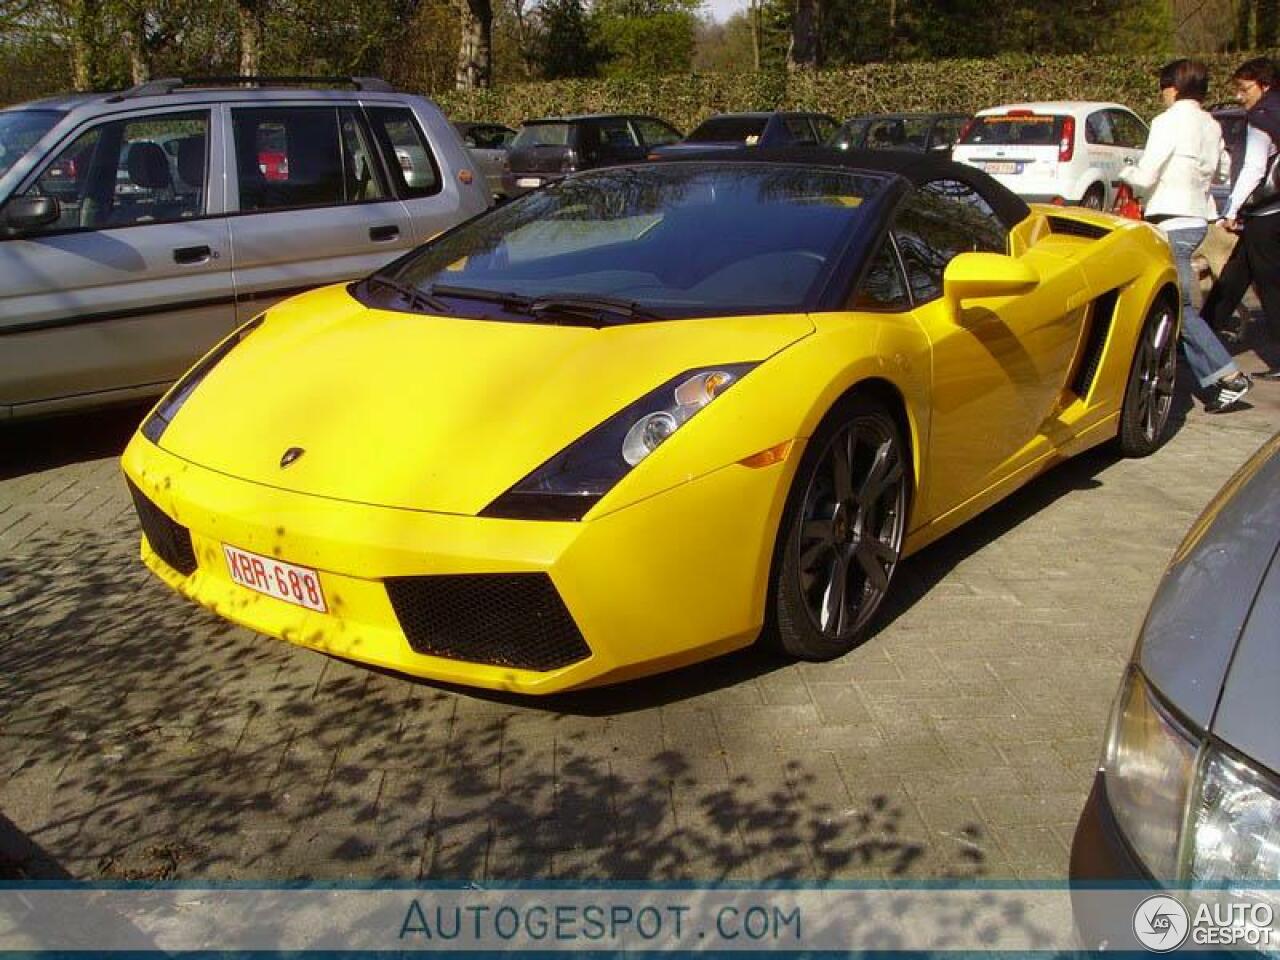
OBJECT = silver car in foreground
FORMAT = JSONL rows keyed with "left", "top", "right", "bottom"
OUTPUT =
{"left": 0, "top": 77, "right": 489, "bottom": 420}
{"left": 1071, "top": 431, "right": 1280, "bottom": 946}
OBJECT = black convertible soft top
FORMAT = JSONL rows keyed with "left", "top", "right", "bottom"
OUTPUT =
{"left": 652, "top": 146, "right": 1031, "bottom": 230}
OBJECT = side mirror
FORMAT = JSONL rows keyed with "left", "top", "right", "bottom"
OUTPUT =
{"left": 3, "top": 195, "right": 61, "bottom": 232}
{"left": 944, "top": 252, "right": 1038, "bottom": 310}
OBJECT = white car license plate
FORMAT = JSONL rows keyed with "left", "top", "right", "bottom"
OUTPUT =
{"left": 516, "top": 177, "right": 543, "bottom": 188}
{"left": 223, "top": 544, "right": 327, "bottom": 612}
{"left": 983, "top": 161, "right": 1022, "bottom": 175}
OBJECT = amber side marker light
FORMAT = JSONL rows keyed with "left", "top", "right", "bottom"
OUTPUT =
{"left": 458, "top": 169, "right": 475, "bottom": 185}
{"left": 739, "top": 441, "right": 793, "bottom": 469}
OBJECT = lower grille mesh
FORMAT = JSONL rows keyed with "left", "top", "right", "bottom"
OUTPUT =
{"left": 386, "top": 573, "right": 590, "bottom": 671}
{"left": 127, "top": 480, "right": 198, "bottom": 576}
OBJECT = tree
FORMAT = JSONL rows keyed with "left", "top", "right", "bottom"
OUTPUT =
{"left": 593, "top": 0, "right": 699, "bottom": 76}
{"left": 536, "top": 0, "right": 605, "bottom": 78}
{"left": 785, "top": 0, "right": 819, "bottom": 69}
{"left": 236, "top": 0, "right": 263, "bottom": 74}
{"left": 455, "top": 0, "right": 493, "bottom": 89}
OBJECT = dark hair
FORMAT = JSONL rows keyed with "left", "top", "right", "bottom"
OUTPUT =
{"left": 1158, "top": 59, "right": 1209, "bottom": 101}
{"left": 1232, "top": 57, "right": 1277, "bottom": 89}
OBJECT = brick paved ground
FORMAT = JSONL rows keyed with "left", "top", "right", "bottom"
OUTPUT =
{"left": 1, "top": 345, "right": 1277, "bottom": 883}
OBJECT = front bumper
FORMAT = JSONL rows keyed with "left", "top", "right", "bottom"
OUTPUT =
{"left": 121, "top": 434, "right": 797, "bottom": 694}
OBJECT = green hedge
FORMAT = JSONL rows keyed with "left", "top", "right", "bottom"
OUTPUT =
{"left": 434, "top": 51, "right": 1280, "bottom": 132}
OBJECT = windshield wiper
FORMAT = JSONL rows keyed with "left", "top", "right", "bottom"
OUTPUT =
{"left": 366, "top": 275, "right": 449, "bottom": 314}
{"left": 427, "top": 283, "right": 533, "bottom": 312}
{"left": 527, "top": 294, "right": 664, "bottom": 327}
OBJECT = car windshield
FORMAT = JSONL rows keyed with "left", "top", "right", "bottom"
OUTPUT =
{"left": 686, "top": 117, "right": 769, "bottom": 143}
{"left": 513, "top": 123, "right": 572, "bottom": 148}
{"left": 959, "top": 114, "right": 1064, "bottom": 147}
{"left": 0, "top": 109, "right": 64, "bottom": 180}
{"left": 367, "top": 163, "right": 886, "bottom": 321}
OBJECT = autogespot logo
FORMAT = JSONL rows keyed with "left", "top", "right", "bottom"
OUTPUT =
{"left": 1134, "top": 894, "right": 1191, "bottom": 952}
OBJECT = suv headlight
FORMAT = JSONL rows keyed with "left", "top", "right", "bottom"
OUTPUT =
{"left": 141, "top": 316, "right": 264, "bottom": 443}
{"left": 481, "top": 364, "right": 756, "bottom": 521}
{"left": 1187, "top": 747, "right": 1280, "bottom": 911}
{"left": 1102, "top": 667, "right": 1200, "bottom": 880}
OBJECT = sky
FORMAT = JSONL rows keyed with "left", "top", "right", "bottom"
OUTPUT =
{"left": 704, "top": 0, "right": 746, "bottom": 22}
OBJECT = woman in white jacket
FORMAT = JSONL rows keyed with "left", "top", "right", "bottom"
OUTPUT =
{"left": 1121, "top": 59, "right": 1252, "bottom": 413}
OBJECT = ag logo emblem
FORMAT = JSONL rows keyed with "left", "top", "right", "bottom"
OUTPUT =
{"left": 279, "top": 447, "right": 305, "bottom": 469}
{"left": 1133, "top": 894, "right": 1190, "bottom": 952}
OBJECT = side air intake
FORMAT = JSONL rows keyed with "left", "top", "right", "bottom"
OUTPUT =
{"left": 1047, "top": 216, "right": 1111, "bottom": 240}
{"left": 1072, "top": 289, "right": 1121, "bottom": 399}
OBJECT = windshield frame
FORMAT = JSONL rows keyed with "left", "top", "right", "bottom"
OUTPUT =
{"left": 0, "top": 108, "right": 66, "bottom": 183}
{"left": 358, "top": 160, "right": 896, "bottom": 323}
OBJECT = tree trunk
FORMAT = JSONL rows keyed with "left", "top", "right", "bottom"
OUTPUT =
{"left": 455, "top": 0, "right": 493, "bottom": 90}
{"left": 1259, "top": 0, "right": 1278, "bottom": 45}
{"left": 786, "top": 0, "right": 820, "bottom": 70}
{"left": 749, "top": 0, "right": 760, "bottom": 71}
{"left": 123, "top": 25, "right": 149, "bottom": 84}
{"left": 1237, "top": 0, "right": 1253, "bottom": 47}
{"left": 69, "top": 0, "right": 99, "bottom": 91}
{"left": 238, "top": 0, "right": 264, "bottom": 76}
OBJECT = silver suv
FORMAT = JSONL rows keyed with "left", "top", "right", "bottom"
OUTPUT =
{"left": 0, "top": 77, "right": 490, "bottom": 419}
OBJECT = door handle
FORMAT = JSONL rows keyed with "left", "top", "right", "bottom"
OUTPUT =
{"left": 369, "top": 224, "right": 400, "bottom": 242}
{"left": 173, "top": 245, "right": 212, "bottom": 265}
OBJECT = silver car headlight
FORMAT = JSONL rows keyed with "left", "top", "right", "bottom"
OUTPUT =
{"left": 1187, "top": 747, "right": 1280, "bottom": 911}
{"left": 1102, "top": 667, "right": 1200, "bottom": 880}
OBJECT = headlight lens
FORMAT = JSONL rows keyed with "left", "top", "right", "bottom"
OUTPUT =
{"left": 482, "top": 363, "right": 756, "bottom": 521}
{"left": 1187, "top": 747, "right": 1280, "bottom": 909}
{"left": 1102, "top": 667, "right": 1200, "bottom": 880}
{"left": 141, "top": 315, "right": 264, "bottom": 443}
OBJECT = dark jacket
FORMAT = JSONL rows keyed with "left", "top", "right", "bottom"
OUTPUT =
{"left": 1241, "top": 89, "right": 1280, "bottom": 215}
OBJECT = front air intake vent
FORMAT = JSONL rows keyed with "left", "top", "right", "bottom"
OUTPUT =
{"left": 386, "top": 573, "right": 591, "bottom": 671}
{"left": 1047, "top": 216, "right": 1111, "bottom": 240}
{"left": 127, "top": 480, "right": 198, "bottom": 576}
{"left": 1071, "top": 288, "right": 1121, "bottom": 399}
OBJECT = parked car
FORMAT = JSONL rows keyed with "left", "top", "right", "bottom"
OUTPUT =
{"left": 649, "top": 111, "right": 840, "bottom": 158}
{"left": 952, "top": 101, "right": 1148, "bottom": 209}
{"left": 0, "top": 76, "right": 489, "bottom": 420}
{"left": 831, "top": 112, "right": 971, "bottom": 156}
{"left": 502, "top": 114, "right": 682, "bottom": 198}
{"left": 123, "top": 148, "right": 1179, "bottom": 695}
{"left": 1070, "top": 433, "right": 1280, "bottom": 947}
{"left": 453, "top": 121, "right": 515, "bottom": 200}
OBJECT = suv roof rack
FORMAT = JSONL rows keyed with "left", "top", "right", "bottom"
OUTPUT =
{"left": 105, "top": 76, "right": 395, "bottom": 102}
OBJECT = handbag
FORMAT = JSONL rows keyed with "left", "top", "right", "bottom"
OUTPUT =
{"left": 1239, "top": 149, "right": 1280, "bottom": 216}
{"left": 1112, "top": 183, "right": 1143, "bottom": 220}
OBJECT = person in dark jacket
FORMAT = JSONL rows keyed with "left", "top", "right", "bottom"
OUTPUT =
{"left": 1204, "top": 57, "right": 1280, "bottom": 378}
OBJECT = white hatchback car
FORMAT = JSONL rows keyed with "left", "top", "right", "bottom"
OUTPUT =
{"left": 952, "top": 101, "right": 1148, "bottom": 209}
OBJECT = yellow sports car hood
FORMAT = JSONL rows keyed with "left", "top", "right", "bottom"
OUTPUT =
{"left": 157, "top": 285, "right": 813, "bottom": 515}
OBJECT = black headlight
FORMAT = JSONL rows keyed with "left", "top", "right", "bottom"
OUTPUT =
{"left": 141, "top": 316, "right": 264, "bottom": 443}
{"left": 481, "top": 363, "right": 756, "bottom": 522}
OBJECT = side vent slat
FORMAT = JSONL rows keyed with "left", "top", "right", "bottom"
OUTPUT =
{"left": 1072, "top": 289, "right": 1120, "bottom": 399}
{"left": 1047, "top": 216, "right": 1111, "bottom": 240}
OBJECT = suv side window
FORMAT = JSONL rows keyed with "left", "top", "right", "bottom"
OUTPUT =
{"left": 597, "top": 118, "right": 639, "bottom": 147}
{"left": 1108, "top": 109, "right": 1148, "bottom": 149}
{"left": 21, "top": 110, "right": 209, "bottom": 234}
{"left": 1085, "top": 111, "right": 1115, "bottom": 146}
{"left": 853, "top": 238, "right": 910, "bottom": 310}
{"left": 893, "top": 182, "right": 1007, "bottom": 304}
{"left": 782, "top": 115, "right": 817, "bottom": 145}
{"left": 366, "top": 106, "right": 441, "bottom": 199}
{"left": 232, "top": 106, "right": 390, "bottom": 212}
{"left": 633, "top": 118, "right": 680, "bottom": 147}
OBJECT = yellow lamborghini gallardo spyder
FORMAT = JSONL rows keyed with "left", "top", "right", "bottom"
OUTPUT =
{"left": 122, "top": 150, "right": 1179, "bottom": 693}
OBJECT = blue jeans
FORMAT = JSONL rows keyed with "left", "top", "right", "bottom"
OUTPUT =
{"left": 1166, "top": 225, "right": 1239, "bottom": 387}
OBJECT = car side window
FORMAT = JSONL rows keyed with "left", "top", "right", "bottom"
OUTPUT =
{"left": 1108, "top": 110, "right": 1148, "bottom": 149}
{"left": 21, "top": 110, "right": 209, "bottom": 234}
{"left": 812, "top": 116, "right": 839, "bottom": 144}
{"left": 597, "top": 118, "right": 639, "bottom": 147}
{"left": 633, "top": 118, "right": 680, "bottom": 147}
{"left": 892, "top": 183, "right": 1007, "bottom": 304}
{"left": 782, "top": 116, "right": 816, "bottom": 145}
{"left": 931, "top": 116, "right": 967, "bottom": 152}
{"left": 366, "top": 106, "right": 441, "bottom": 199}
{"left": 232, "top": 106, "right": 390, "bottom": 211}
{"left": 1085, "top": 111, "right": 1115, "bottom": 146}
{"left": 469, "top": 125, "right": 513, "bottom": 149}
{"left": 853, "top": 238, "right": 910, "bottom": 310}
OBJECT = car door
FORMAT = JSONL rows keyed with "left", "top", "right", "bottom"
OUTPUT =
{"left": 591, "top": 117, "right": 646, "bottom": 167}
{"left": 226, "top": 102, "right": 415, "bottom": 320}
{"left": 1107, "top": 108, "right": 1148, "bottom": 176}
{"left": 0, "top": 106, "right": 234, "bottom": 413}
{"left": 896, "top": 180, "right": 1088, "bottom": 518}
{"left": 461, "top": 124, "right": 512, "bottom": 198}
{"left": 1084, "top": 110, "right": 1123, "bottom": 204}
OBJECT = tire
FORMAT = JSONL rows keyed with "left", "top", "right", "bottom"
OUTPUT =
{"left": 1117, "top": 296, "right": 1178, "bottom": 457}
{"left": 1080, "top": 185, "right": 1106, "bottom": 210}
{"left": 769, "top": 397, "right": 910, "bottom": 661}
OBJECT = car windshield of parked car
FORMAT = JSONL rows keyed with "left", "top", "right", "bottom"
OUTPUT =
{"left": 0, "top": 109, "right": 63, "bottom": 179}
{"left": 686, "top": 116, "right": 769, "bottom": 144}
{"left": 369, "top": 163, "right": 885, "bottom": 320}
{"left": 959, "top": 114, "right": 1063, "bottom": 146}
{"left": 512, "top": 123, "right": 572, "bottom": 148}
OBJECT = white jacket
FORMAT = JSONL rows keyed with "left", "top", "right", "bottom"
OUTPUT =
{"left": 1120, "top": 99, "right": 1222, "bottom": 221}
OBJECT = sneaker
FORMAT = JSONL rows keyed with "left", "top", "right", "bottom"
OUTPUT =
{"left": 1206, "top": 374, "right": 1252, "bottom": 413}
